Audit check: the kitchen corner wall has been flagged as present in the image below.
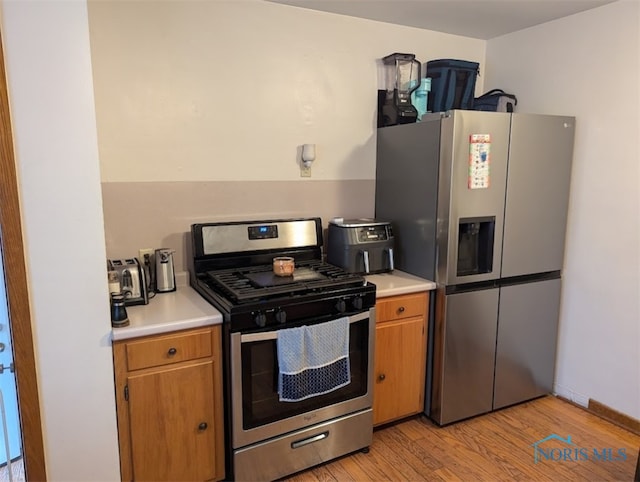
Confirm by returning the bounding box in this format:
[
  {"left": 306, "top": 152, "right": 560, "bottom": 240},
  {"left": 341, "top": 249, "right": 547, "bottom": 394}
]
[
  {"left": 89, "top": 0, "right": 485, "bottom": 271},
  {"left": 486, "top": 0, "right": 640, "bottom": 419},
  {"left": 1, "top": 1, "right": 121, "bottom": 479}
]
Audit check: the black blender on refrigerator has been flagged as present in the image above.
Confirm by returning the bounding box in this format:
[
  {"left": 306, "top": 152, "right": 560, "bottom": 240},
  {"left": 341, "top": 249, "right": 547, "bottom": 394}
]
[{"left": 379, "top": 53, "right": 421, "bottom": 127}]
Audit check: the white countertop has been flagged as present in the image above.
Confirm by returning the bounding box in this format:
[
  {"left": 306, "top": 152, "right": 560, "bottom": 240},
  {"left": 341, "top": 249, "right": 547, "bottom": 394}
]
[
  {"left": 110, "top": 270, "right": 434, "bottom": 341},
  {"left": 366, "top": 270, "right": 436, "bottom": 298},
  {"left": 111, "top": 284, "right": 222, "bottom": 341}
]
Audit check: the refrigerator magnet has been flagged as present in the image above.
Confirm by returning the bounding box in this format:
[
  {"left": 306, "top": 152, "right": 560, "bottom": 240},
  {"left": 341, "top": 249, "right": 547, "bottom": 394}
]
[{"left": 469, "top": 134, "right": 491, "bottom": 189}]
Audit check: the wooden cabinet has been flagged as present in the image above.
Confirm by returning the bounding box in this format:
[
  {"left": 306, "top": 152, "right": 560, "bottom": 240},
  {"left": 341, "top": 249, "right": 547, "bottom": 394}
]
[
  {"left": 373, "top": 291, "right": 429, "bottom": 426},
  {"left": 113, "top": 326, "right": 225, "bottom": 481}
]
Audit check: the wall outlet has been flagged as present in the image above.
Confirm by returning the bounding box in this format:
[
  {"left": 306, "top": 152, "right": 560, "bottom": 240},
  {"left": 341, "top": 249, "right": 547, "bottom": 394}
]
[
  {"left": 138, "top": 248, "right": 155, "bottom": 289},
  {"left": 138, "top": 248, "right": 154, "bottom": 267},
  {"left": 300, "top": 165, "right": 311, "bottom": 177}
]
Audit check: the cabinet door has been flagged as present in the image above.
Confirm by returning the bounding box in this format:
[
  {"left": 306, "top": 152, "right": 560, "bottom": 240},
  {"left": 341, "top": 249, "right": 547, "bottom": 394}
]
[
  {"left": 127, "top": 361, "right": 216, "bottom": 481},
  {"left": 373, "top": 316, "right": 425, "bottom": 425}
]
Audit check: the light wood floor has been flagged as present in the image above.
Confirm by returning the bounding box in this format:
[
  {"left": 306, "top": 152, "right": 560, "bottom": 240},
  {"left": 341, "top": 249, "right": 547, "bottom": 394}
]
[{"left": 285, "top": 396, "right": 640, "bottom": 481}]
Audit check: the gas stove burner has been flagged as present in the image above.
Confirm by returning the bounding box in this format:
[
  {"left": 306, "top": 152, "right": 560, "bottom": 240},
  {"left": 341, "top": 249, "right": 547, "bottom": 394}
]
[
  {"left": 190, "top": 217, "right": 376, "bottom": 325},
  {"left": 204, "top": 260, "right": 366, "bottom": 303},
  {"left": 245, "top": 267, "right": 324, "bottom": 288}
]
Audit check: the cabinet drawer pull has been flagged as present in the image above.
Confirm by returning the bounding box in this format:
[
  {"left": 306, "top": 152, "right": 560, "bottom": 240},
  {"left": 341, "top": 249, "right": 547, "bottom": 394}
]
[
  {"left": 167, "top": 347, "right": 177, "bottom": 356},
  {"left": 378, "top": 373, "right": 386, "bottom": 381},
  {"left": 198, "top": 422, "right": 208, "bottom": 431},
  {"left": 397, "top": 306, "right": 405, "bottom": 313}
]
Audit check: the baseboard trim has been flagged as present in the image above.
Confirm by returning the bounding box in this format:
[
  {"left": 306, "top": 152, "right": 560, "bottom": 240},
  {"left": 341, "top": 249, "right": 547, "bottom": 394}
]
[
  {"left": 588, "top": 399, "right": 640, "bottom": 436},
  {"left": 554, "top": 395, "right": 640, "bottom": 436}
]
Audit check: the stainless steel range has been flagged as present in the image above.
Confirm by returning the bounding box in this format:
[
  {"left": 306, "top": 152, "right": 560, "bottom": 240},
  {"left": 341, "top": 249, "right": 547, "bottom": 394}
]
[{"left": 190, "top": 218, "right": 376, "bottom": 481}]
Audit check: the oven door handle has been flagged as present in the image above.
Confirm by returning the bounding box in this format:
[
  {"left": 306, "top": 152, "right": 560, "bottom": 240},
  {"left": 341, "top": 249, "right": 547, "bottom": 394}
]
[{"left": 240, "top": 310, "right": 370, "bottom": 343}]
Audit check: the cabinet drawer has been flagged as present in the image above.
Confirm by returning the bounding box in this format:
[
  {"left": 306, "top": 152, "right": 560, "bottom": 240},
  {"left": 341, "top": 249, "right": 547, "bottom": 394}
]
[
  {"left": 125, "top": 329, "right": 213, "bottom": 371},
  {"left": 376, "top": 292, "right": 428, "bottom": 323}
]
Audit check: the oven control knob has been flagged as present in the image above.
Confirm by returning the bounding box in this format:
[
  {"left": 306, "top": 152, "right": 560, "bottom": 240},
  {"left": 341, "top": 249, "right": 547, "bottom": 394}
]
[
  {"left": 254, "top": 312, "right": 267, "bottom": 328},
  {"left": 335, "top": 299, "right": 346, "bottom": 313},
  {"left": 275, "top": 309, "right": 287, "bottom": 324},
  {"left": 352, "top": 296, "right": 363, "bottom": 311}
]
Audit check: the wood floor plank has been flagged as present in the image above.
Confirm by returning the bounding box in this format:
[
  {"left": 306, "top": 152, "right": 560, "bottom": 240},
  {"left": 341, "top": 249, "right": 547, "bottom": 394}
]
[
  {"left": 467, "top": 398, "right": 638, "bottom": 482},
  {"left": 375, "top": 423, "right": 443, "bottom": 473},
  {"left": 392, "top": 417, "right": 428, "bottom": 442},
  {"left": 326, "top": 454, "right": 371, "bottom": 482},
  {"left": 437, "top": 421, "right": 534, "bottom": 479},
  {"left": 311, "top": 465, "right": 337, "bottom": 482},
  {"left": 284, "top": 396, "right": 640, "bottom": 481},
  {"left": 368, "top": 429, "right": 427, "bottom": 480},
  {"left": 430, "top": 465, "right": 463, "bottom": 481},
  {"left": 344, "top": 441, "right": 403, "bottom": 481},
  {"left": 420, "top": 425, "right": 518, "bottom": 480},
  {"left": 382, "top": 421, "right": 442, "bottom": 473},
  {"left": 318, "top": 457, "right": 356, "bottom": 482}
]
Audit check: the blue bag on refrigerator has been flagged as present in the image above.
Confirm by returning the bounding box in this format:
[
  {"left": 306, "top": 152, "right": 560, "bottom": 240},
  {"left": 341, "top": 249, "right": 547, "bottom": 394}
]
[
  {"left": 473, "top": 89, "right": 518, "bottom": 112},
  {"left": 426, "top": 59, "right": 479, "bottom": 112}
]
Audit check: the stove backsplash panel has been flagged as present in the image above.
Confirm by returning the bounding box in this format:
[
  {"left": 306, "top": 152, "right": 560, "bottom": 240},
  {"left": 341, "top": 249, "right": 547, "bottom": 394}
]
[{"left": 101, "top": 179, "right": 375, "bottom": 274}]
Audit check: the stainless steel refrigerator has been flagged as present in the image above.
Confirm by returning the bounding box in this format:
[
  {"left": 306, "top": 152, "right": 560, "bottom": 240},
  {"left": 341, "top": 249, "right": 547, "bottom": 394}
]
[{"left": 375, "top": 110, "right": 575, "bottom": 425}]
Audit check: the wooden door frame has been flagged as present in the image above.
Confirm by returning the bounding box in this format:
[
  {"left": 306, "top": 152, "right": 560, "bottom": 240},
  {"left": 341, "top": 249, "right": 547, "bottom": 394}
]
[{"left": 0, "top": 29, "right": 47, "bottom": 481}]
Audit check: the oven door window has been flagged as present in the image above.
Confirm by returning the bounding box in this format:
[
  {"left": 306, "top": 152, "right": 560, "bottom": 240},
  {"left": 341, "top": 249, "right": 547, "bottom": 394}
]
[{"left": 241, "top": 318, "right": 369, "bottom": 430}]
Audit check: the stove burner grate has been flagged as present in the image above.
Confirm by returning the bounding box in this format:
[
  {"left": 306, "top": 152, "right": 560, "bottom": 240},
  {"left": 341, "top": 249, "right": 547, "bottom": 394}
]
[{"left": 204, "top": 260, "right": 364, "bottom": 303}]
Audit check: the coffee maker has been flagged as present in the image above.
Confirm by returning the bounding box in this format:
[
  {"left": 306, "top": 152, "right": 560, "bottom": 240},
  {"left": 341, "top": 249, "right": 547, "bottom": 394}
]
[{"left": 380, "top": 52, "right": 421, "bottom": 127}]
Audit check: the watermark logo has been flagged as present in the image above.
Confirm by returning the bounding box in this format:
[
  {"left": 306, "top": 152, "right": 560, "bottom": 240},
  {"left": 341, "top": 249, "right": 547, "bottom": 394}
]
[{"left": 532, "top": 434, "right": 627, "bottom": 464}]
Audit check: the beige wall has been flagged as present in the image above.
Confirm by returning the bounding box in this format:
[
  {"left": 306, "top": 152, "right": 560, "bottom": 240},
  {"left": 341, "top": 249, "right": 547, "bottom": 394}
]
[
  {"left": 89, "top": 0, "right": 485, "bottom": 183},
  {"left": 486, "top": 0, "right": 640, "bottom": 418},
  {"left": 89, "top": 0, "right": 486, "bottom": 264},
  {"left": 101, "top": 180, "right": 375, "bottom": 272}
]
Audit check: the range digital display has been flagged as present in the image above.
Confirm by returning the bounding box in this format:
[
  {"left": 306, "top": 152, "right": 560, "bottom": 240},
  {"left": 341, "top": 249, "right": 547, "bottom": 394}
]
[{"left": 248, "top": 225, "right": 279, "bottom": 240}]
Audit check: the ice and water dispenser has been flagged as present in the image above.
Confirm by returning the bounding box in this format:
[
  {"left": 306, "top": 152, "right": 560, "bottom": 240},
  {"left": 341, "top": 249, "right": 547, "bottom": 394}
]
[{"left": 456, "top": 216, "right": 495, "bottom": 276}]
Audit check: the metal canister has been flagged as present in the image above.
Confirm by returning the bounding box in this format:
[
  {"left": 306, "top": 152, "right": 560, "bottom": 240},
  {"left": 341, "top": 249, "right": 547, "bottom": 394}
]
[{"left": 110, "top": 293, "right": 129, "bottom": 328}]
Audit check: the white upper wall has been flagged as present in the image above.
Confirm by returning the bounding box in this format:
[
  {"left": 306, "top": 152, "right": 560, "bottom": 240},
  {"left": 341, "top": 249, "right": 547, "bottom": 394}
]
[
  {"left": 89, "top": 0, "right": 485, "bottom": 182},
  {"left": 0, "top": 0, "right": 120, "bottom": 479},
  {"left": 486, "top": 0, "right": 640, "bottom": 418}
]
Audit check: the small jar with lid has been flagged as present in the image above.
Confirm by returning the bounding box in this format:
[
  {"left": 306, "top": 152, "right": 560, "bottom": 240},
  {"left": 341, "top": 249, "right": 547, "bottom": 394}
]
[{"left": 110, "top": 293, "right": 129, "bottom": 328}]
